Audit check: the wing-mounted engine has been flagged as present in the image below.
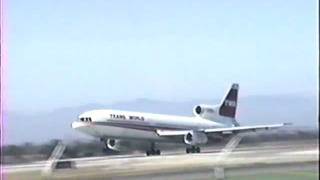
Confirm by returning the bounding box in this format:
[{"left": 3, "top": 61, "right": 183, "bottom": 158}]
[
  {"left": 106, "top": 139, "right": 129, "bottom": 152},
  {"left": 183, "top": 131, "right": 208, "bottom": 146},
  {"left": 193, "top": 104, "right": 218, "bottom": 119}
]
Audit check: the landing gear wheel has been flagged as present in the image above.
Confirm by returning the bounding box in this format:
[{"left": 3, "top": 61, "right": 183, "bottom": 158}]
[
  {"left": 145, "top": 149, "right": 161, "bottom": 156},
  {"left": 145, "top": 142, "right": 161, "bottom": 156},
  {"left": 186, "top": 146, "right": 201, "bottom": 154},
  {"left": 196, "top": 147, "right": 200, "bottom": 153}
]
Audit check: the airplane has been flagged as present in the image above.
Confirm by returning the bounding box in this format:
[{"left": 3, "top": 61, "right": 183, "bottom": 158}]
[{"left": 71, "top": 83, "right": 289, "bottom": 156}]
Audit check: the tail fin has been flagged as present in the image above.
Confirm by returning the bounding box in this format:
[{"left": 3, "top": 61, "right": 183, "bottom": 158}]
[{"left": 219, "top": 83, "right": 239, "bottom": 119}]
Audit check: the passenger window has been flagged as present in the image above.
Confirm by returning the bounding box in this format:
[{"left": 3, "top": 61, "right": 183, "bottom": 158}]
[{"left": 80, "top": 117, "right": 84, "bottom": 121}]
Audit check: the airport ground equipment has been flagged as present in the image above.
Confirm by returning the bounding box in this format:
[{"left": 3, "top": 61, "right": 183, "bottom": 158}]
[
  {"left": 42, "top": 141, "right": 75, "bottom": 176},
  {"left": 214, "top": 134, "right": 244, "bottom": 180}
]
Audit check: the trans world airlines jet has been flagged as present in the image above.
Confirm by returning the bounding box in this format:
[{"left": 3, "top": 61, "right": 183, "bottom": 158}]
[{"left": 72, "top": 84, "right": 289, "bottom": 156}]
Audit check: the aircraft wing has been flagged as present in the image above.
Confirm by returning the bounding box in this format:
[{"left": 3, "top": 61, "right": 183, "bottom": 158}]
[{"left": 156, "top": 123, "right": 290, "bottom": 136}]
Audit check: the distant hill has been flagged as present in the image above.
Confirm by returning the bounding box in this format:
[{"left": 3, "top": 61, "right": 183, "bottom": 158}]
[{"left": 4, "top": 95, "right": 318, "bottom": 145}]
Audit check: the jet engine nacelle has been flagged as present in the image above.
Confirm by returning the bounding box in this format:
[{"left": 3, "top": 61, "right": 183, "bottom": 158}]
[
  {"left": 106, "top": 139, "right": 128, "bottom": 151},
  {"left": 193, "top": 104, "right": 218, "bottom": 119},
  {"left": 184, "top": 131, "right": 208, "bottom": 146}
]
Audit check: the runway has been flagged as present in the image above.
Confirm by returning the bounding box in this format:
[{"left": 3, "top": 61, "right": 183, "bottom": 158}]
[{"left": 4, "top": 139, "right": 319, "bottom": 180}]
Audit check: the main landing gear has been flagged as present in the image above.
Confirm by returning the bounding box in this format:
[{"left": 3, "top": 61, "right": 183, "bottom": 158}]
[
  {"left": 146, "top": 142, "right": 161, "bottom": 156},
  {"left": 186, "top": 146, "right": 201, "bottom": 153}
]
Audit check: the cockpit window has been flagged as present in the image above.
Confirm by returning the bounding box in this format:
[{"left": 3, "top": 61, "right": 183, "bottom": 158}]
[
  {"left": 80, "top": 117, "right": 92, "bottom": 122},
  {"left": 79, "top": 116, "right": 93, "bottom": 122}
]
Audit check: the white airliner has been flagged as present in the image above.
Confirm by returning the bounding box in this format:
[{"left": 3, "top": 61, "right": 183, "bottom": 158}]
[{"left": 72, "top": 84, "right": 289, "bottom": 156}]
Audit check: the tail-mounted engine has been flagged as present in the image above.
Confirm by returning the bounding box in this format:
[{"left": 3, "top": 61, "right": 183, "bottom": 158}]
[{"left": 193, "top": 104, "right": 218, "bottom": 119}]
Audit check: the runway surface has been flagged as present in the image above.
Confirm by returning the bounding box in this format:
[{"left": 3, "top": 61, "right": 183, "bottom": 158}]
[{"left": 4, "top": 139, "right": 319, "bottom": 180}]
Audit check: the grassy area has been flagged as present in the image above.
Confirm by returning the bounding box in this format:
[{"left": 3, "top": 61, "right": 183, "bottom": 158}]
[
  {"left": 228, "top": 171, "right": 318, "bottom": 180},
  {"left": 7, "top": 171, "right": 42, "bottom": 180},
  {"left": 7, "top": 170, "right": 319, "bottom": 180}
]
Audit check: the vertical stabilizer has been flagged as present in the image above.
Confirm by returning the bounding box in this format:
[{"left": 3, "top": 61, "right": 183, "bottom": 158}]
[{"left": 219, "top": 83, "right": 239, "bottom": 119}]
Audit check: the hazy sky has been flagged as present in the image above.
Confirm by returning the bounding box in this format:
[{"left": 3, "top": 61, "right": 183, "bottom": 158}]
[{"left": 7, "top": 0, "right": 318, "bottom": 112}]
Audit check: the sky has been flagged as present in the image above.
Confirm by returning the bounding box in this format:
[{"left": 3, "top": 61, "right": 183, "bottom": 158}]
[{"left": 6, "top": 0, "right": 318, "bottom": 112}]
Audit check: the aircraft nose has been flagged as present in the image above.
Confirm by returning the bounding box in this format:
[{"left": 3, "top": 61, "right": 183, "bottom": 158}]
[
  {"left": 71, "top": 121, "right": 76, "bottom": 129},
  {"left": 71, "top": 121, "right": 98, "bottom": 137},
  {"left": 71, "top": 122, "right": 75, "bottom": 128},
  {"left": 71, "top": 121, "right": 85, "bottom": 129}
]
